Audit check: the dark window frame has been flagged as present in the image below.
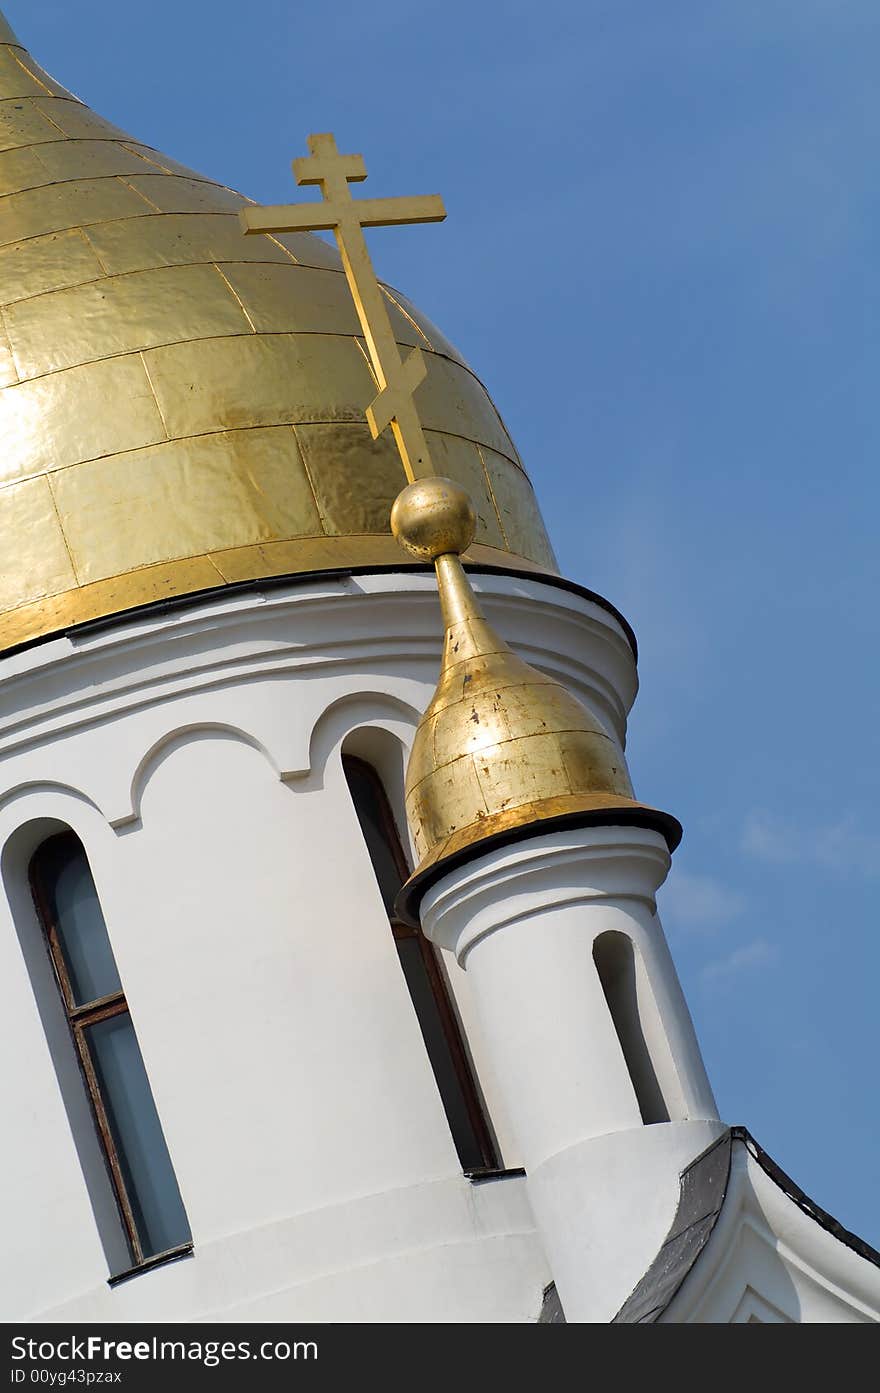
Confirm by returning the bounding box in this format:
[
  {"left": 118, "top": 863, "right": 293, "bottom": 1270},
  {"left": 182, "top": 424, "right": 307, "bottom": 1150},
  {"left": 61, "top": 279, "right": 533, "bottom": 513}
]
[
  {"left": 342, "top": 754, "right": 501, "bottom": 1175},
  {"left": 29, "top": 831, "right": 192, "bottom": 1271}
]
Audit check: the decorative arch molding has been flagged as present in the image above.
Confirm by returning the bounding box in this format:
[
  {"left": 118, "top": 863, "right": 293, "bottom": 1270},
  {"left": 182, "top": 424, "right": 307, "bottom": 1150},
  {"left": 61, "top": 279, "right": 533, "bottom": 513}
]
[
  {"left": 122, "top": 721, "right": 283, "bottom": 828},
  {"left": 0, "top": 792, "right": 122, "bottom": 959},
  {"left": 0, "top": 696, "right": 423, "bottom": 835},
  {"left": 0, "top": 785, "right": 110, "bottom": 878},
  {"left": 0, "top": 780, "right": 104, "bottom": 822},
  {"left": 293, "top": 691, "right": 422, "bottom": 792}
]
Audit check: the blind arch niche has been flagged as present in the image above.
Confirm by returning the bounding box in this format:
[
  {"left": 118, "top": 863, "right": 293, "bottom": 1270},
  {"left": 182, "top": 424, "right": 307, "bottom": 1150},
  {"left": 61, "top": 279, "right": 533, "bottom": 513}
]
[{"left": 593, "top": 930, "right": 686, "bottom": 1127}]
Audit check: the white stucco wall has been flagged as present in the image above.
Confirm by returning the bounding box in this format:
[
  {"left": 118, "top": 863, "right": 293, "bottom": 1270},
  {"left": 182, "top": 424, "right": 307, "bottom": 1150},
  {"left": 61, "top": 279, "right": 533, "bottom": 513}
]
[{"left": 0, "top": 570, "right": 636, "bottom": 1323}]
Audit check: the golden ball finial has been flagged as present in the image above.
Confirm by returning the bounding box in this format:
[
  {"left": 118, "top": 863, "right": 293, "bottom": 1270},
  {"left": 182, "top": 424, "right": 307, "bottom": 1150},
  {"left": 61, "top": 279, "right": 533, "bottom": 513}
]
[{"left": 391, "top": 477, "right": 476, "bottom": 562}]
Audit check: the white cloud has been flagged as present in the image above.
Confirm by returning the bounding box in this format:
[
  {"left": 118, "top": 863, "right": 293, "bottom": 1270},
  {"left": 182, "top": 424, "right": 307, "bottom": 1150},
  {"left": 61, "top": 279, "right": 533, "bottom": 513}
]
[
  {"left": 742, "top": 808, "right": 880, "bottom": 878},
  {"left": 741, "top": 810, "right": 800, "bottom": 864},
  {"left": 701, "top": 938, "right": 778, "bottom": 985},
  {"left": 814, "top": 819, "right": 880, "bottom": 877},
  {"left": 660, "top": 870, "right": 746, "bottom": 934}
]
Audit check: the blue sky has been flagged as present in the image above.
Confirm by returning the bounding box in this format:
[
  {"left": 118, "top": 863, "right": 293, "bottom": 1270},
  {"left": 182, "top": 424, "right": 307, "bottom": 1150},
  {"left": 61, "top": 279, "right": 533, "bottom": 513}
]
[{"left": 9, "top": 1, "right": 879, "bottom": 1245}]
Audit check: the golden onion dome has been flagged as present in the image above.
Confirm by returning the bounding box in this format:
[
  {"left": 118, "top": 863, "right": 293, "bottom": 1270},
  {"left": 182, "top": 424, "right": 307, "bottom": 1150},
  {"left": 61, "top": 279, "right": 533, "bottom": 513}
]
[
  {"left": 0, "top": 13, "right": 556, "bottom": 653},
  {"left": 389, "top": 479, "right": 681, "bottom": 916}
]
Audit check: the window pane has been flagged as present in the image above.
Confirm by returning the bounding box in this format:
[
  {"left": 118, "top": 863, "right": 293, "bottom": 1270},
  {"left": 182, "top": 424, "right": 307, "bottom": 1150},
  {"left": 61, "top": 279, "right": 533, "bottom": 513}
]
[
  {"left": 396, "top": 937, "right": 487, "bottom": 1172},
  {"left": 343, "top": 759, "right": 405, "bottom": 914},
  {"left": 85, "top": 1014, "right": 191, "bottom": 1259},
  {"left": 43, "top": 840, "right": 122, "bottom": 1006}
]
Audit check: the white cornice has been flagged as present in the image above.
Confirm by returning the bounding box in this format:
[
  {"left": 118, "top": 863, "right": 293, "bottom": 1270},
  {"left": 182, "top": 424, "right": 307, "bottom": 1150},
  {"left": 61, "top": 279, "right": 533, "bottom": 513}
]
[{"left": 0, "top": 573, "right": 637, "bottom": 760}]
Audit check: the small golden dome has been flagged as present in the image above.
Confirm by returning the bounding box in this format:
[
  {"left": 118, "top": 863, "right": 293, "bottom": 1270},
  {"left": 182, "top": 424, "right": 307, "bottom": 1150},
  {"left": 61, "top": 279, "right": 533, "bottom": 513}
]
[
  {"left": 0, "top": 16, "right": 556, "bottom": 653},
  {"left": 393, "top": 484, "right": 681, "bottom": 919}
]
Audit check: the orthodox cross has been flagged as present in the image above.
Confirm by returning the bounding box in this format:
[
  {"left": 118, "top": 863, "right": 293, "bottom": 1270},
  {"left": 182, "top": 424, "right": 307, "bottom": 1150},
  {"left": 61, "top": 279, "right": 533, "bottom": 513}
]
[{"left": 240, "top": 132, "right": 446, "bottom": 482}]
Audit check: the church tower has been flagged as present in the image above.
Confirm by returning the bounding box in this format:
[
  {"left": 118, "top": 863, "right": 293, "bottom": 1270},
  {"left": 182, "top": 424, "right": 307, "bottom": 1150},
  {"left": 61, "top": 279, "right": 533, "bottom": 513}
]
[{"left": 0, "top": 12, "right": 877, "bottom": 1323}]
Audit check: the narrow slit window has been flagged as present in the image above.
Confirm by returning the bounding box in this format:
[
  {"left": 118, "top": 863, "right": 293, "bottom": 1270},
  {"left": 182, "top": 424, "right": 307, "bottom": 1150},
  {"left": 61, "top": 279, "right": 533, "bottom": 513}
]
[
  {"left": 342, "top": 754, "right": 500, "bottom": 1174},
  {"left": 593, "top": 930, "right": 670, "bottom": 1126},
  {"left": 29, "top": 832, "right": 191, "bottom": 1269}
]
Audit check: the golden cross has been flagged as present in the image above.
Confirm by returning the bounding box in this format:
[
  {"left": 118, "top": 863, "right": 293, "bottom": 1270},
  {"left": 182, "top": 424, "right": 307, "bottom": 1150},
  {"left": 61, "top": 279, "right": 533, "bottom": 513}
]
[{"left": 240, "top": 133, "right": 446, "bottom": 482}]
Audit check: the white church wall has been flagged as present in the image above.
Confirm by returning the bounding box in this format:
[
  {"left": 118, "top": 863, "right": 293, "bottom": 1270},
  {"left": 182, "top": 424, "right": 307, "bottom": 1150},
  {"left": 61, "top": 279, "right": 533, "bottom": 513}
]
[{"left": 0, "top": 571, "right": 630, "bottom": 1322}]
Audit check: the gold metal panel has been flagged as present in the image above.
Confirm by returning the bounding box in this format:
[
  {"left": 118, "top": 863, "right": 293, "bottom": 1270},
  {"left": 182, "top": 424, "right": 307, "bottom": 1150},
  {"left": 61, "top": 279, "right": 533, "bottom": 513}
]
[
  {"left": 294, "top": 422, "right": 406, "bottom": 534},
  {"left": 143, "top": 333, "right": 376, "bottom": 438},
  {"left": 217, "top": 263, "right": 360, "bottom": 336},
  {"left": 0, "top": 356, "right": 167, "bottom": 488},
  {"left": 409, "top": 756, "right": 488, "bottom": 851},
  {"left": 470, "top": 731, "right": 574, "bottom": 809},
  {"left": 428, "top": 673, "right": 588, "bottom": 771},
  {"left": 558, "top": 728, "right": 634, "bottom": 799},
  {"left": 119, "top": 144, "right": 209, "bottom": 182},
  {"left": 0, "top": 45, "right": 53, "bottom": 98},
  {"left": 480, "top": 448, "right": 557, "bottom": 569},
  {"left": 11, "top": 51, "right": 78, "bottom": 101},
  {"left": 208, "top": 533, "right": 397, "bottom": 583},
  {"left": 0, "top": 176, "right": 152, "bottom": 249},
  {"left": 0, "top": 475, "right": 77, "bottom": 609},
  {"left": 0, "top": 323, "right": 17, "bottom": 385},
  {"left": 123, "top": 174, "right": 247, "bottom": 215},
  {"left": 0, "top": 98, "right": 61, "bottom": 152},
  {"left": 382, "top": 285, "right": 468, "bottom": 367},
  {"left": 30, "top": 98, "right": 134, "bottom": 143},
  {"left": 416, "top": 353, "right": 517, "bottom": 458},
  {"left": 32, "top": 139, "right": 162, "bottom": 184},
  {"left": 0, "top": 19, "right": 20, "bottom": 43},
  {"left": 222, "top": 261, "right": 430, "bottom": 345},
  {"left": 0, "top": 538, "right": 549, "bottom": 654},
  {"left": 84, "top": 212, "right": 295, "bottom": 276},
  {"left": 51, "top": 427, "right": 323, "bottom": 585},
  {"left": 217, "top": 262, "right": 432, "bottom": 349},
  {"left": 271, "top": 230, "right": 342, "bottom": 270},
  {"left": 206, "top": 534, "right": 538, "bottom": 584},
  {"left": 5, "top": 263, "right": 252, "bottom": 379},
  {"left": 422, "top": 430, "right": 505, "bottom": 548},
  {"left": 0, "top": 557, "right": 223, "bottom": 651},
  {"left": 0, "top": 227, "right": 105, "bottom": 303},
  {"left": 0, "top": 144, "right": 50, "bottom": 196}
]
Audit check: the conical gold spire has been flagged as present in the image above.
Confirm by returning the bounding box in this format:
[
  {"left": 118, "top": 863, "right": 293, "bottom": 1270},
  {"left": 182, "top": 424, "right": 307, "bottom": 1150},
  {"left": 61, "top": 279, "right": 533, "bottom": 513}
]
[
  {"left": 391, "top": 479, "right": 680, "bottom": 917},
  {"left": 0, "top": 12, "right": 19, "bottom": 45}
]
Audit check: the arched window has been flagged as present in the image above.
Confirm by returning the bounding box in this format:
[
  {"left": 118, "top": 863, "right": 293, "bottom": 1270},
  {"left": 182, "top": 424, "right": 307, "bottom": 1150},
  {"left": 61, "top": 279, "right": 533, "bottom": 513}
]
[
  {"left": 29, "top": 832, "right": 191, "bottom": 1271},
  {"left": 593, "top": 931, "right": 670, "bottom": 1126},
  {"left": 342, "top": 754, "right": 500, "bottom": 1174}
]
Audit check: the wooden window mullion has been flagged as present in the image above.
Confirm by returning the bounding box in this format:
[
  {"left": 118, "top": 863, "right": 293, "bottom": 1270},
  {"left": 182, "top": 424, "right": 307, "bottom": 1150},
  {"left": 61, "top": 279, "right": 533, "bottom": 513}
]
[{"left": 72, "top": 1019, "right": 145, "bottom": 1265}]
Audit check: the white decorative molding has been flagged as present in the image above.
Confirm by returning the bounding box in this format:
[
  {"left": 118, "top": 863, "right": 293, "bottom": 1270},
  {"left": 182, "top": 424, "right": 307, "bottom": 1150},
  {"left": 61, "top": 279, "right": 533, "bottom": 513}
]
[
  {"left": 422, "top": 825, "right": 672, "bottom": 964},
  {"left": 0, "top": 573, "right": 637, "bottom": 830}
]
